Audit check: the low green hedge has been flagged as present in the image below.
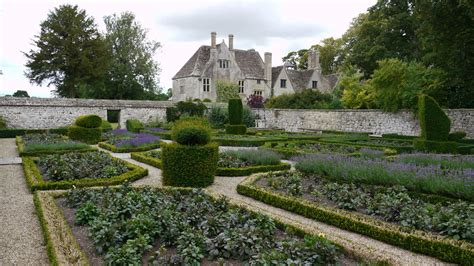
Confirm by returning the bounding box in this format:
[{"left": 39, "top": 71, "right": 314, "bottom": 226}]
[
  {"left": 317, "top": 139, "right": 413, "bottom": 153},
  {"left": 216, "top": 163, "right": 291, "bottom": 176},
  {"left": 141, "top": 129, "right": 172, "bottom": 140},
  {"left": 413, "top": 139, "right": 458, "bottom": 153},
  {"left": 161, "top": 142, "right": 218, "bottom": 187},
  {"left": 132, "top": 151, "right": 290, "bottom": 177},
  {"left": 75, "top": 115, "right": 102, "bottom": 128},
  {"left": 0, "top": 128, "right": 68, "bottom": 138},
  {"left": 22, "top": 156, "right": 148, "bottom": 191},
  {"left": 225, "top": 124, "right": 247, "bottom": 135},
  {"left": 381, "top": 133, "right": 417, "bottom": 140},
  {"left": 98, "top": 141, "right": 162, "bottom": 153},
  {"left": 101, "top": 120, "right": 112, "bottom": 132},
  {"left": 237, "top": 175, "right": 474, "bottom": 265},
  {"left": 213, "top": 136, "right": 286, "bottom": 147},
  {"left": 68, "top": 126, "right": 102, "bottom": 144},
  {"left": 126, "top": 119, "right": 144, "bottom": 133},
  {"left": 16, "top": 136, "right": 96, "bottom": 156},
  {"left": 457, "top": 145, "right": 474, "bottom": 155},
  {"left": 131, "top": 152, "right": 162, "bottom": 168}
]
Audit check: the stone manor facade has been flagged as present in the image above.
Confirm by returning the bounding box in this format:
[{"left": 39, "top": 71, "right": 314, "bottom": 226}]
[{"left": 172, "top": 32, "right": 338, "bottom": 101}]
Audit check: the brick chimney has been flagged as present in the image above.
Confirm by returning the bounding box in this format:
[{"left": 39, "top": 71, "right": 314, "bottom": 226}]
[
  {"left": 264, "top": 52, "right": 272, "bottom": 82},
  {"left": 228, "top": 34, "right": 234, "bottom": 50},
  {"left": 211, "top": 32, "right": 216, "bottom": 49}
]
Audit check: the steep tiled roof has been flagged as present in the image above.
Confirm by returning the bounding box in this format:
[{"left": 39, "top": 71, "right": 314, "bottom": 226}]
[
  {"left": 233, "top": 49, "right": 265, "bottom": 79},
  {"left": 271, "top": 66, "right": 283, "bottom": 88},
  {"left": 287, "top": 69, "right": 314, "bottom": 92},
  {"left": 173, "top": 45, "right": 211, "bottom": 79},
  {"left": 325, "top": 73, "right": 339, "bottom": 89}
]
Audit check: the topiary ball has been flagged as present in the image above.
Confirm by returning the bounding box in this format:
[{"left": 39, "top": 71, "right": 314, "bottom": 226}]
[
  {"left": 174, "top": 126, "right": 210, "bottom": 145},
  {"left": 75, "top": 115, "right": 102, "bottom": 128}
]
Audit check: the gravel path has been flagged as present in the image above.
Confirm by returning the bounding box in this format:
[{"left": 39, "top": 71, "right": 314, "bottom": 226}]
[
  {"left": 0, "top": 164, "right": 49, "bottom": 265},
  {"left": 102, "top": 147, "right": 450, "bottom": 265}
]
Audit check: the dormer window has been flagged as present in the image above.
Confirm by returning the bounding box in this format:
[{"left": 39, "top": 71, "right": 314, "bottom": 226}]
[
  {"left": 312, "top": 81, "right": 318, "bottom": 89},
  {"left": 219, "top": 59, "right": 230, "bottom": 69}
]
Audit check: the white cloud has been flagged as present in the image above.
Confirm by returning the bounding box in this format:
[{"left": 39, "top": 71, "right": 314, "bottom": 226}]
[{"left": 0, "top": 0, "right": 376, "bottom": 97}]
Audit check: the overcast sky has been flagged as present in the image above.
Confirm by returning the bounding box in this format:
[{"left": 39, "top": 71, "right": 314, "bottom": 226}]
[{"left": 0, "top": 0, "right": 376, "bottom": 98}]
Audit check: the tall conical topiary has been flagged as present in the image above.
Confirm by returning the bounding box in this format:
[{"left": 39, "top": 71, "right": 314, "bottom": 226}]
[
  {"left": 414, "top": 94, "right": 456, "bottom": 153},
  {"left": 226, "top": 98, "right": 247, "bottom": 134}
]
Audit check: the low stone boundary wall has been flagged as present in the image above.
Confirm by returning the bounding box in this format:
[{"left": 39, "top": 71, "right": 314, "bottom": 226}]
[{"left": 0, "top": 97, "right": 472, "bottom": 138}]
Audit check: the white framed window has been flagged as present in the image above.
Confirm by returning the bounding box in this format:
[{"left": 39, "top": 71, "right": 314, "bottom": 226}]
[
  {"left": 238, "top": 80, "right": 245, "bottom": 93},
  {"left": 202, "top": 78, "right": 210, "bottom": 92},
  {"left": 253, "top": 90, "right": 263, "bottom": 96},
  {"left": 218, "top": 59, "right": 230, "bottom": 69}
]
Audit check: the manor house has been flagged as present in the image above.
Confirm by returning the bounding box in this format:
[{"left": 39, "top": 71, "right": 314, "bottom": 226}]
[{"left": 172, "top": 32, "right": 338, "bottom": 101}]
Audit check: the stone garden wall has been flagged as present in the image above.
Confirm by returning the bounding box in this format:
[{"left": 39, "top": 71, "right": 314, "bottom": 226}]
[{"left": 0, "top": 97, "right": 472, "bottom": 138}]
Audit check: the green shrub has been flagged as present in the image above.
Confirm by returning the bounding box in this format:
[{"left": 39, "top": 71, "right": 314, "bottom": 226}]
[
  {"left": 449, "top": 131, "right": 467, "bottom": 141},
  {"left": 202, "top": 98, "right": 212, "bottom": 102},
  {"left": 216, "top": 81, "right": 239, "bottom": 102},
  {"left": 171, "top": 117, "right": 211, "bottom": 145},
  {"left": 413, "top": 139, "right": 458, "bottom": 154},
  {"left": 228, "top": 99, "right": 243, "bottom": 125},
  {"left": 418, "top": 94, "right": 451, "bottom": 141},
  {"left": 161, "top": 142, "right": 218, "bottom": 187},
  {"left": 266, "top": 89, "right": 334, "bottom": 109},
  {"left": 126, "top": 119, "right": 143, "bottom": 133},
  {"left": 49, "top": 127, "right": 69, "bottom": 135},
  {"left": 225, "top": 124, "right": 247, "bottom": 135},
  {"left": 176, "top": 101, "right": 207, "bottom": 117},
  {"left": 208, "top": 107, "right": 228, "bottom": 128},
  {"left": 68, "top": 126, "right": 102, "bottom": 144},
  {"left": 101, "top": 120, "right": 112, "bottom": 132},
  {"left": 0, "top": 116, "right": 6, "bottom": 128},
  {"left": 166, "top": 106, "right": 180, "bottom": 122},
  {"left": 243, "top": 106, "right": 256, "bottom": 127},
  {"left": 75, "top": 115, "right": 102, "bottom": 128}
]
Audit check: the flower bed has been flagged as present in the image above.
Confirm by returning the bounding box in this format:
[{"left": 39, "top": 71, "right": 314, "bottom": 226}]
[
  {"left": 17, "top": 134, "right": 95, "bottom": 156},
  {"left": 141, "top": 127, "right": 172, "bottom": 140},
  {"left": 36, "top": 186, "right": 359, "bottom": 265},
  {"left": 132, "top": 149, "right": 291, "bottom": 176},
  {"left": 22, "top": 151, "right": 147, "bottom": 191},
  {"left": 99, "top": 129, "right": 162, "bottom": 152},
  {"left": 237, "top": 171, "right": 474, "bottom": 265},
  {"left": 294, "top": 153, "right": 474, "bottom": 201}
]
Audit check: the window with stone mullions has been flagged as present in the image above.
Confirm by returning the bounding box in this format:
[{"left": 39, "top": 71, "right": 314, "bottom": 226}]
[
  {"left": 203, "top": 78, "right": 210, "bottom": 92},
  {"left": 238, "top": 80, "right": 244, "bottom": 93},
  {"left": 219, "top": 59, "right": 229, "bottom": 69}
]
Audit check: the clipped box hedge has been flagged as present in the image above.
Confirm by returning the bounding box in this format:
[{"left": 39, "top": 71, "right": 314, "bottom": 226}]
[
  {"left": 161, "top": 142, "right": 218, "bottom": 187},
  {"left": 225, "top": 124, "right": 247, "bottom": 135},
  {"left": 141, "top": 129, "right": 172, "bottom": 140},
  {"left": 126, "top": 119, "right": 144, "bottom": 133},
  {"left": 22, "top": 155, "right": 148, "bottom": 191},
  {"left": 16, "top": 136, "right": 97, "bottom": 157},
  {"left": 98, "top": 141, "right": 162, "bottom": 153},
  {"left": 0, "top": 128, "right": 69, "bottom": 138},
  {"left": 68, "top": 125, "right": 102, "bottom": 144},
  {"left": 131, "top": 151, "right": 291, "bottom": 176},
  {"left": 413, "top": 139, "right": 458, "bottom": 154},
  {"left": 237, "top": 175, "right": 474, "bottom": 265},
  {"left": 75, "top": 115, "right": 102, "bottom": 128}
]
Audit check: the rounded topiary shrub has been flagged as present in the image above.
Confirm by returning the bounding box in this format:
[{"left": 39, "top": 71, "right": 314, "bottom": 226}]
[
  {"left": 101, "top": 120, "right": 113, "bottom": 132},
  {"left": 75, "top": 115, "right": 102, "bottom": 128},
  {"left": 126, "top": 119, "right": 144, "bottom": 133},
  {"left": 171, "top": 117, "right": 211, "bottom": 145},
  {"left": 225, "top": 124, "right": 247, "bottom": 135},
  {"left": 68, "top": 125, "right": 102, "bottom": 144},
  {"left": 161, "top": 142, "right": 218, "bottom": 187}
]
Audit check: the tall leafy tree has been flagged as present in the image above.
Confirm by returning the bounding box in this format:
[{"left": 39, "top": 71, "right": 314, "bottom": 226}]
[
  {"left": 12, "top": 90, "right": 30, "bottom": 97},
  {"left": 24, "top": 5, "right": 108, "bottom": 98},
  {"left": 101, "top": 12, "right": 161, "bottom": 100}
]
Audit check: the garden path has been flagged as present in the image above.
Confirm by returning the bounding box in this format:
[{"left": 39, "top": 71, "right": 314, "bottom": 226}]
[
  {"left": 0, "top": 139, "right": 48, "bottom": 265},
  {"left": 99, "top": 147, "right": 450, "bottom": 266}
]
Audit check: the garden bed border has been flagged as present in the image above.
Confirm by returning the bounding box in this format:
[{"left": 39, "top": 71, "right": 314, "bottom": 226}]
[
  {"left": 98, "top": 141, "right": 162, "bottom": 153},
  {"left": 236, "top": 174, "right": 474, "bottom": 265},
  {"left": 17, "top": 136, "right": 97, "bottom": 156}
]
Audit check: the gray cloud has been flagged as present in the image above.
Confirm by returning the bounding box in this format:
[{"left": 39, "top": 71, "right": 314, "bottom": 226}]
[{"left": 159, "top": 1, "right": 324, "bottom": 45}]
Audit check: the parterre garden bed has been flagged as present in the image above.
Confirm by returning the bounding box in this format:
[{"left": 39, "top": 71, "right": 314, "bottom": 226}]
[
  {"left": 22, "top": 151, "right": 147, "bottom": 191},
  {"left": 99, "top": 129, "right": 162, "bottom": 152},
  {"left": 237, "top": 152, "right": 474, "bottom": 264},
  {"left": 132, "top": 149, "right": 291, "bottom": 176},
  {"left": 36, "top": 186, "right": 361, "bottom": 265},
  {"left": 17, "top": 133, "right": 96, "bottom": 156}
]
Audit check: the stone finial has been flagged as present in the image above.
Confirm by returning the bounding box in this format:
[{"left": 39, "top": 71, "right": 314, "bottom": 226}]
[
  {"left": 229, "top": 34, "right": 234, "bottom": 50},
  {"left": 211, "top": 32, "right": 216, "bottom": 49}
]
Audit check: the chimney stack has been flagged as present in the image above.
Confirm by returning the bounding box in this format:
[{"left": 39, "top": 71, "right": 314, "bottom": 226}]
[
  {"left": 308, "top": 49, "right": 321, "bottom": 71},
  {"left": 228, "top": 34, "right": 234, "bottom": 50},
  {"left": 211, "top": 32, "right": 216, "bottom": 49},
  {"left": 264, "top": 52, "right": 272, "bottom": 82}
]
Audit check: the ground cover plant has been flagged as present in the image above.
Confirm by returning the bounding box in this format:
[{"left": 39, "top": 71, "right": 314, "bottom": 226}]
[
  {"left": 294, "top": 153, "right": 474, "bottom": 201},
  {"left": 22, "top": 151, "right": 147, "bottom": 191},
  {"left": 58, "top": 185, "right": 351, "bottom": 265},
  {"left": 141, "top": 127, "right": 172, "bottom": 139},
  {"left": 17, "top": 133, "right": 95, "bottom": 156},
  {"left": 99, "top": 129, "right": 161, "bottom": 152}
]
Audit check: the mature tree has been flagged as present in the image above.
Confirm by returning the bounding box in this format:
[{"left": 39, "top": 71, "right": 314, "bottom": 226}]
[
  {"left": 415, "top": 0, "right": 474, "bottom": 108},
  {"left": 24, "top": 5, "right": 108, "bottom": 98},
  {"left": 12, "top": 90, "right": 30, "bottom": 97},
  {"left": 282, "top": 49, "right": 308, "bottom": 70},
  {"left": 339, "top": 66, "right": 377, "bottom": 109},
  {"left": 342, "top": 0, "right": 418, "bottom": 78},
  {"left": 99, "top": 12, "right": 161, "bottom": 100}
]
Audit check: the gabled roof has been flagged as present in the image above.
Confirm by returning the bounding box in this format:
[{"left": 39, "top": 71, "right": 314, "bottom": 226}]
[
  {"left": 271, "top": 66, "right": 315, "bottom": 92},
  {"left": 325, "top": 73, "right": 339, "bottom": 89},
  {"left": 173, "top": 45, "right": 265, "bottom": 80},
  {"left": 271, "top": 66, "right": 283, "bottom": 88}
]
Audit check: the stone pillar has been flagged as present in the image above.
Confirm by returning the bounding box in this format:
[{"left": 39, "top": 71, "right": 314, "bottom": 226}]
[
  {"left": 211, "top": 32, "right": 216, "bottom": 48},
  {"left": 228, "top": 34, "right": 234, "bottom": 50},
  {"left": 264, "top": 52, "right": 272, "bottom": 82}
]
